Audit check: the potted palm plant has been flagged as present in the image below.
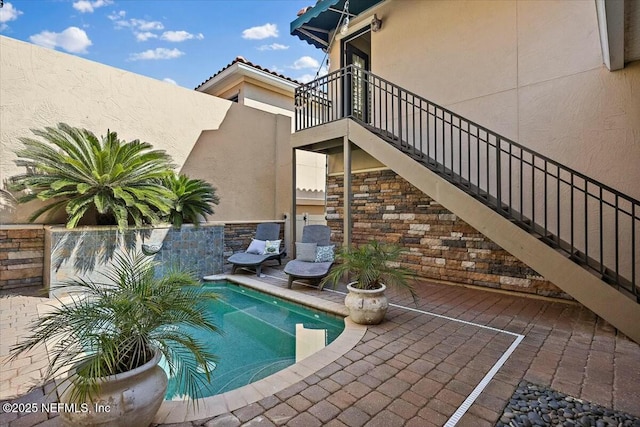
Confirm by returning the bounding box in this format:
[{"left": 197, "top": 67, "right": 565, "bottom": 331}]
[
  {"left": 10, "top": 250, "right": 219, "bottom": 427},
  {"left": 321, "top": 240, "right": 417, "bottom": 325}
]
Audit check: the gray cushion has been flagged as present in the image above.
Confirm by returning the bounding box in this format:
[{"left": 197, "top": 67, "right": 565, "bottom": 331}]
[
  {"left": 296, "top": 242, "right": 317, "bottom": 262},
  {"left": 246, "top": 239, "right": 266, "bottom": 254},
  {"left": 284, "top": 260, "right": 333, "bottom": 278}
]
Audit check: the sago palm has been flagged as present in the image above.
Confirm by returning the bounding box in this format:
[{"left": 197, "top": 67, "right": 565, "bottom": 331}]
[
  {"left": 162, "top": 173, "right": 220, "bottom": 227},
  {"left": 10, "top": 251, "right": 219, "bottom": 403},
  {"left": 10, "top": 123, "right": 175, "bottom": 228}
]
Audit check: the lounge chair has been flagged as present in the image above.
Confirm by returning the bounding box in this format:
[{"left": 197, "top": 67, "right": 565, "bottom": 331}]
[
  {"left": 228, "top": 223, "right": 286, "bottom": 276},
  {"left": 284, "top": 225, "right": 334, "bottom": 290}
]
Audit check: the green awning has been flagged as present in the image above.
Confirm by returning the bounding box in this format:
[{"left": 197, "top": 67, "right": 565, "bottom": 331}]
[{"left": 291, "top": 0, "right": 384, "bottom": 49}]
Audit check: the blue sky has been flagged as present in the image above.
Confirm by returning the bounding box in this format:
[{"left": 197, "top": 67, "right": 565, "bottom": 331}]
[{"left": 0, "top": 0, "right": 326, "bottom": 88}]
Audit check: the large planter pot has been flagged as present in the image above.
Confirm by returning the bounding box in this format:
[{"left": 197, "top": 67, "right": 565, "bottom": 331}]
[
  {"left": 60, "top": 351, "right": 168, "bottom": 427},
  {"left": 345, "top": 282, "right": 389, "bottom": 325}
]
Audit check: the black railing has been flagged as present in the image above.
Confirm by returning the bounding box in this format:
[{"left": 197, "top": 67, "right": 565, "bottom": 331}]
[{"left": 295, "top": 65, "right": 640, "bottom": 301}]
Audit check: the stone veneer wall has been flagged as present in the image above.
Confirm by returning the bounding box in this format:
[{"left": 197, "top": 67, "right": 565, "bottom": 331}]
[
  {"left": 46, "top": 224, "right": 224, "bottom": 296},
  {"left": 0, "top": 225, "right": 45, "bottom": 295},
  {"left": 223, "top": 221, "right": 286, "bottom": 259},
  {"left": 327, "top": 169, "right": 569, "bottom": 299}
]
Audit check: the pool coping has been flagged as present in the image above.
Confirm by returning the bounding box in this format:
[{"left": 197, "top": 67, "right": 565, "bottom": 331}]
[{"left": 153, "top": 275, "right": 365, "bottom": 424}]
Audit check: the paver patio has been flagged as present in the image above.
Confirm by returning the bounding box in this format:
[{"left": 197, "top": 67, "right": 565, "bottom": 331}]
[{"left": 1, "top": 262, "right": 638, "bottom": 426}]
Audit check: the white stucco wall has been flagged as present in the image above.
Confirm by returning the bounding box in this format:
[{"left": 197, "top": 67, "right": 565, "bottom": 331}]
[{"left": 0, "top": 36, "right": 291, "bottom": 224}]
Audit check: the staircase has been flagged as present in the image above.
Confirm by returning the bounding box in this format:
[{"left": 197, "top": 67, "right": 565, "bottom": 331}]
[{"left": 293, "top": 66, "right": 640, "bottom": 343}]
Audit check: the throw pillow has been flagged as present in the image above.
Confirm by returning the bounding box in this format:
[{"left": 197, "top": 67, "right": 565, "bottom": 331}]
[
  {"left": 296, "top": 242, "right": 317, "bottom": 262},
  {"left": 246, "top": 239, "right": 266, "bottom": 255},
  {"left": 315, "top": 245, "right": 335, "bottom": 263},
  {"left": 264, "top": 239, "right": 282, "bottom": 254}
]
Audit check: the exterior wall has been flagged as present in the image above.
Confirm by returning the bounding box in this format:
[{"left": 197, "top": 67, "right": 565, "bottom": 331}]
[
  {"left": 329, "top": 0, "right": 640, "bottom": 201},
  {"left": 0, "top": 36, "right": 291, "bottom": 224},
  {"left": 243, "top": 81, "right": 296, "bottom": 120},
  {"left": 0, "top": 225, "right": 45, "bottom": 295},
  {"left": 198, "top": 70, "right": 327, "bottom": 212},
  {"left": 45, "top": 224, "right": 224, "bottom": 296},
  {"left": 327, "top": 169, "right": 569, "bottom": 299}
]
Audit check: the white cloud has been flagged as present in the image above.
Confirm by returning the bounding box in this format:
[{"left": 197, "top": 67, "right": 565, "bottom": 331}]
[
  {"left": 72, "top": 0, "right": 113, "bottom": 13},
  {"left": 129, "top": 47, "right": 184, "bottom": 61},
  {"left": 108, "top": 10, "right": 126, "bottom": 21},
  {"left": 111, "top": 16, "right": 164, "bottom": 32},
  {"left": 29, "top": 27, "right": 92, "bottom": 54},
  {"left": 163, "top": 78, "right": 177, "bottom": 85},
  {"left": 131, "top": 19, "right": 164, "bottom": 31},
  {"left": 161, "top": 30, "right": 204, "bottom": 42},
  {"left": 242, "top": 23, "right": 278, "bottom": 40},
  {"left": 135, "top": 32, "right": 157, "bottom": 42},
  {"left": 257, "top": 43, "right": 289, "bottom": 51},
  {"left": 0, "top": 2, "right": 23, "bottom": 31},
  {"left": 291, "top": 56, "right": 320, "bottom": 70},
  {"left": 297, "top": 74, "right": 316, "bottom": 84}
]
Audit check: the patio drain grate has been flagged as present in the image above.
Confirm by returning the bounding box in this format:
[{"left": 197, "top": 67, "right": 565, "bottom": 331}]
[{"left": 495, "top": 380, "right": 640, "bottom": 427}]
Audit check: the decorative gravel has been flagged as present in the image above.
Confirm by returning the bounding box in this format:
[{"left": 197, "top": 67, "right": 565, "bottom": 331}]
[{"left": 495, "top": 381, "right": 640, "bottom": 427}]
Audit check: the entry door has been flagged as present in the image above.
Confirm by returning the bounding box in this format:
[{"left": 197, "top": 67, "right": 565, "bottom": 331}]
[{"left": 345, "top": 44, "right": 369, "bottom": 122}]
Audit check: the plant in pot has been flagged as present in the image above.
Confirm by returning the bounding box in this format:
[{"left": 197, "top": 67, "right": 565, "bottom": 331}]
[
  {"left": 321, "top": 240, "right": 418, "bottom": 325},
  {"left": 10, "top": 250, "right": 219, "bottom": 427}
]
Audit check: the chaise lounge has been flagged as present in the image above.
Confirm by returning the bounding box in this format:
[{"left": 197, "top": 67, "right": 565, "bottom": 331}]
[
  {"left": 227, "top": 223, "right": 286, "bottom": 276},
  {"left": 284, "top": 225, "right": 334, "bottom": 290}
]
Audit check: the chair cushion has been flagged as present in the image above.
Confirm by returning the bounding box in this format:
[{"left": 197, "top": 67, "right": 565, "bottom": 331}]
[
  {"left": 315, "top": 245, "right": 335, "bottom": 262},
  {"left": 264, "top": 240, "right": 281, "bottom": 255},
  {"left": 284, "top": 259, "right": 333, "bottom": 278},
  {"left": 246, "top": 239, "right": 266, "bottom": 254},
  {"left": 296, "top": 242, "right": 317, "bottom": 262}
]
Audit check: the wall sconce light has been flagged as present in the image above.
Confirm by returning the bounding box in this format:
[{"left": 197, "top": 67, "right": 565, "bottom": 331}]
[
  {"left": 340, "top": 0, "right": 350, "bottom": 35},
  {"left": 340, "top": 16, "right": 350, "bottom": 35},
  {"left": 371, "top": 14, "right": 382, "bottom": 32}
]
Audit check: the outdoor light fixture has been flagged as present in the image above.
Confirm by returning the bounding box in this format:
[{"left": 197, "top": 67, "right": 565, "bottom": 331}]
[
  {"left": 340, "top": 16, "right": 350, "bottom": 35},
  {"left": 371, "top": 14, "right": 382, "bottom": 32},
  {"left": 340, "top": 0, "right": 350, "bottom": 35}
]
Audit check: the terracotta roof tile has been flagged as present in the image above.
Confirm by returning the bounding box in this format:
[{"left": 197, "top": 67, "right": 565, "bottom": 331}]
[{"left": 194, "top": 56, "right": 302, "bottom": 90}]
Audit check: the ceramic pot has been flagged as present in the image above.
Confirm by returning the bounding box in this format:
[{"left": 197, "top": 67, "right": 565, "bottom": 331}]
[
  {"left": 60, "top": 351, "right": 167, "bottom": 427},
  {"left": 345, "top": 282, "right": 388, "bottom": 325}
]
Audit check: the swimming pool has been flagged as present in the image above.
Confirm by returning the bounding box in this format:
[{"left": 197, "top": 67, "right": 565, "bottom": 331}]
[{"left": 163, "top": 281, "right": 345, "bottom": 399}]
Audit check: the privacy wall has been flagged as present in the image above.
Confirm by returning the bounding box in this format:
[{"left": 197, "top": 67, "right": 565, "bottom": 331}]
[{"left": 0, "top": 36, "right": 292, "bottom": 225}]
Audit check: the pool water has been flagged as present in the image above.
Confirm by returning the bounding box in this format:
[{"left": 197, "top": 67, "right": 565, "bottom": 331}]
[{"left": 163, "top": 281, "right": 345, "bottom": 399}]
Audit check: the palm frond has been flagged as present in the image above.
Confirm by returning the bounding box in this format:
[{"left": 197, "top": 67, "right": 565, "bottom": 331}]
[
  {"left": 321, "top": 240, "right": 418, "bottom": 303},
  {"left": 10, "top": 250, "right": 219, "bottom": 405},
  {"left": 10, "top": 123, "right": 176, "bottom": 228}
]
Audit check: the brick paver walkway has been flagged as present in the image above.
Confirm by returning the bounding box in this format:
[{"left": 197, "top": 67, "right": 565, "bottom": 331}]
[{"left": 1, "top": 264, "right": 639, "bottom": 427}]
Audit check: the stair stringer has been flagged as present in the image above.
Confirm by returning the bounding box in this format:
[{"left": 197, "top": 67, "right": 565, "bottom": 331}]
[{"left": 346, "top": 119, "right": 640, "bottom": 343}]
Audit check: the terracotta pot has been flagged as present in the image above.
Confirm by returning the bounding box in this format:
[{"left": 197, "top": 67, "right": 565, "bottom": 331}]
[
  {"left": 60, "top": 351, "right": 167, "bottom": 427},
  {"left": 345, "top": 282, "right": 388, "bottom": 325}
]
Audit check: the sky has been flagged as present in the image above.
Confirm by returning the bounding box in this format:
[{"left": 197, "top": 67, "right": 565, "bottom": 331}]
[{"left": 0, "top": 0, "right": 327, "bottom": 88}]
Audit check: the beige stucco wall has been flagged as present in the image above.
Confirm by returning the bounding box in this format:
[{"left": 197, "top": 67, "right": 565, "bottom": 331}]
[
  {"left": 199, "top": 72, "right": 328, "bottom": 200},
  {"left": 330, "top": 0, "right": 640, "bottom": 201},
  {"left": 0, "top": 36, "right": 291, "bottom": 224}
]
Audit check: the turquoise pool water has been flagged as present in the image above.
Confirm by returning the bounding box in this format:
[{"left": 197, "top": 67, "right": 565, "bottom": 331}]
[{"left": 163, "top": 281, "right": 344, "bottom": 399}]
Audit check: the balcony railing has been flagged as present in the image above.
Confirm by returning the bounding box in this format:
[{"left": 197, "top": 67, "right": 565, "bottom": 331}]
[{"left": 295, "top": 65, "right": 640, "bottom": 301}]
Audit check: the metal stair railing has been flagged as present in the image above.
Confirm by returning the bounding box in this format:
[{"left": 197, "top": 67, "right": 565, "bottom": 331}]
[{"left": 294, "top": 65, "right": 640, "bottom": 302}]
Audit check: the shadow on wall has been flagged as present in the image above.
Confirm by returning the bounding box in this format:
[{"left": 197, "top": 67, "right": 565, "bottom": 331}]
[
  {"left": 46, "top": 225, "right": 224, "bottom": 297},
  {"left": 179, "top": 103, "right": 291, "bottom": 222},
  {"left": 50, "top": 228, "right": 147, "bottom": 276}
]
